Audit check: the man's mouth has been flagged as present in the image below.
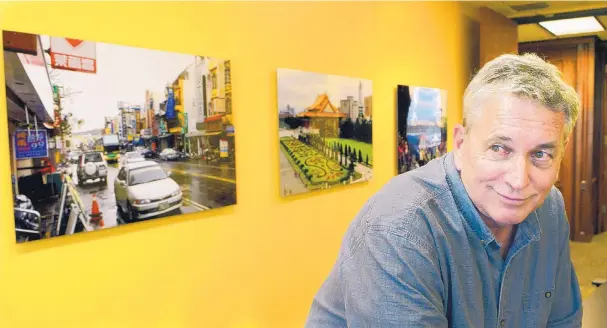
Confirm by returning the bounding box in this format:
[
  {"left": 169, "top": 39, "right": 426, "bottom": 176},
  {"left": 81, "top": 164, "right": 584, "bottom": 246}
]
[
  {"left": 498, "top": 193, "right": 527, "bottom": 201},
  {"left": 493, "top": 189, "right": 532, "bottom": 204}
]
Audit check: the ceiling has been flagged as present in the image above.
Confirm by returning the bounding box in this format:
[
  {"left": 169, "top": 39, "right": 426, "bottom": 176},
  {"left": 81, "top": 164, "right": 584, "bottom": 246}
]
[{"left": 473, "top": 1, "right": 607, "bottom": 43}]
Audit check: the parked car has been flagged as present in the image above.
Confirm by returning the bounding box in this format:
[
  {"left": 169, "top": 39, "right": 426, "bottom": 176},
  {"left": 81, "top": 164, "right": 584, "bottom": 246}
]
[
  {"left": 119, "top": 151, "right": 146, "bottom": 167},
  {"left": 159, "top": 148, "right": 187, "bottom": 161},
  {"left": 140, "top": 149, "right": 158, "bottom": 159},
  {"left": 76, "top": 151, "right": 108, "bottom": 185},
  {"left": 114, "top": 161, "right": 182, "bottom": 221},
  {"left": 68, "top": 150, "right": 82, "bottom": 164}
]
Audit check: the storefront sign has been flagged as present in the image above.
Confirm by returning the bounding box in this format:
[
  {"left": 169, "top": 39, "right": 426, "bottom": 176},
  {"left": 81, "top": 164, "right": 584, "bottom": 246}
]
[
  {"left": 182, "top": 113, "right": 188, "bottom": 134},
  {"left": 165, "top": 88, "right": 176, "bottom": 119},
  {"left": 121, "top": 110, "right": 127, "bottom": 140},
  {"left": 50, "top": 37, "right": 96, "bottom": 74},
  {"left": 55, "top": 136, "right": 63, "bottom": 149},
  {"left": 14, "top": 130, "right": 48, "bottom": 159},
  {"left": 219, "top": 139, "right": 228, "bottom": 158},
  {"left": 205, "top": 120, "right": 222, "bottom": 132}
]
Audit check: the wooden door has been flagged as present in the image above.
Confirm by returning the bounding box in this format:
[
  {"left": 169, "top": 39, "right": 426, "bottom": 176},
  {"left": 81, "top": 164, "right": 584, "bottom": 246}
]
[
  {"left": 520, "top": 38, "right": 597, "bottom": 242},
  {"left": 541, "top": 48, "right": 578, "bottom": 232},
  {"left": 598, "top": 60, "right": 607, "bottom": 235}
]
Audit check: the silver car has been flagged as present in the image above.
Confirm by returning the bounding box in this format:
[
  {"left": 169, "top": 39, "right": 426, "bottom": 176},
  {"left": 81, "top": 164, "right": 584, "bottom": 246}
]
[
  {"left": 76, "top": 151, "right": 108, "bottom": 185},
  {"left": 119, "top": 151, "right": 146, "bottom": 167},
  {"left": 114, "top": 161, "right": 182, "bottom": 221}
]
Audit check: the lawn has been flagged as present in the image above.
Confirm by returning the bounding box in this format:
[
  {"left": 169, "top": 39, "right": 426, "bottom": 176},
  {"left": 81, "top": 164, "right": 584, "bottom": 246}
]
[
  {"left": 325, "top": 138, "right": 373, "bottom": 167},
  {"left": 280, "top": 137, "right": 358, "bottom": 188}
]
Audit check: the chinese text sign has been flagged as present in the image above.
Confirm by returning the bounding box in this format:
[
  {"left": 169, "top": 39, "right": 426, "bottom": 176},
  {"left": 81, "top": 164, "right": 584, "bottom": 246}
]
[{"left": 15, "top": 130, "right": 48, "bottom": 159}]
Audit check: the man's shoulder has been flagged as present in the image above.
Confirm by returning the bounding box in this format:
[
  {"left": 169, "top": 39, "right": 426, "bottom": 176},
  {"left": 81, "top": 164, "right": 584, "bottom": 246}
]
[
  {"left": 338, "top": 157, "right": 455, "bottom": 268},
  {"left": 354, "top": 157, "right": 452, "bottom": 238},
  {"left": 539, "top": 186, "right": 567, "bottom": 221},
  {"left": 375, "top": 156, "right": 450, "bottom": 209},
  {"left": 536, "top": 186, "right": 569, "bottom": 241}
]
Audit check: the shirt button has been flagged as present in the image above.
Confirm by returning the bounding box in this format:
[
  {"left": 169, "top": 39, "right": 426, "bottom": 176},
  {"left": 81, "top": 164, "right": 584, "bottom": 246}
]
[
  {"left": 545, "top": 292, "right": 552, "bottom": 298},
  {"left": 500, "top": 319, "right": 506, "bottom": 326}
]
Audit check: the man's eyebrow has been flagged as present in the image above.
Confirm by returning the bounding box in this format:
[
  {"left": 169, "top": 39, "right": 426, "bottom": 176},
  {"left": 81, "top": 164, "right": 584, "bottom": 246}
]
[
  {"left": 534, "top": 142, "right": 558, "bottom": 150},
  {"left": 487, "top": 136, "right": 559, "bottom": 150},
  {"left": 487, "top": 135, "right": 512, "bottom": 143}
]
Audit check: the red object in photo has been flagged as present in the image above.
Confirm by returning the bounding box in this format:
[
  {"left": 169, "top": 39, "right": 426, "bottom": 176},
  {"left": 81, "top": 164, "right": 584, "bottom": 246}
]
[
  {"left": 39, "top": 158, "right": 55, "bottom": 174},
  {"left": 90, "top": 194, "right": 104, "bottom": 227}
]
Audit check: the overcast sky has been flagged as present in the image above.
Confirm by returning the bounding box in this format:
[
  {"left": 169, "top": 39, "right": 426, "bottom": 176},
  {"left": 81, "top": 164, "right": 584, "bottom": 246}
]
[
  {"left": 277, "top": 68, "right": 372, "bottom": 114},
  {"left": 24, "top": 35, "right": 196, "bottom": 132},
  {"left": 407, "top": 86, "right": 448, "bottom": 122}
]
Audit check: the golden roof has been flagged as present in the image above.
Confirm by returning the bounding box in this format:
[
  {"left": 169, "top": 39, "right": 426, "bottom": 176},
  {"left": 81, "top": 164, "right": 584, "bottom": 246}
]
[{"left": 297, "top": 93, "right": 346, "bottom": 118}]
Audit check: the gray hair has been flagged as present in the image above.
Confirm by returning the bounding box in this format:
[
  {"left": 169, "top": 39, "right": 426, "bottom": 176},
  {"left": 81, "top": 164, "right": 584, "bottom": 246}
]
[{"left": 463, "top": 53, "right": 580, "bottom": 139}]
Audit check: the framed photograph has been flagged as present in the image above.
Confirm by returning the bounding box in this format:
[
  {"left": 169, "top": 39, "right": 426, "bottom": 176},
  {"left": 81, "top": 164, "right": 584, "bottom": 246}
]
[
  {"left": 278, "top": 68, "right": 373, "bottom": 197},
  {"left": 397, "top": 85, "right": 447, "bottom": 174},
  {"left": 4, "top": 30, "right": 236, "bottom": 243}
]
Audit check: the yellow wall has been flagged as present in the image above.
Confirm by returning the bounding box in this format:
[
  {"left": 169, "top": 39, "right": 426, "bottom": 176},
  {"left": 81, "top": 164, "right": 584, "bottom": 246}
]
[{"left": 0, "top": 2, "right": 489, "bottom": 327}]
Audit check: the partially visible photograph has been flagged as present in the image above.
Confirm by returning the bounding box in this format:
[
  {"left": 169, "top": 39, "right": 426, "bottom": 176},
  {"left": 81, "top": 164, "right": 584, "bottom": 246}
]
[{"left": 397, "top": 84, "right": 447, "bottom": 174}]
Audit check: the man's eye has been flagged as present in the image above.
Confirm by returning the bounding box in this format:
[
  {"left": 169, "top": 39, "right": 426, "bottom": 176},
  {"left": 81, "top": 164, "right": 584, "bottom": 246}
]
[
  {"left": 490, "top": 145, "right": 505, "bottom": 153},
  {"left": 532, "top": 151, "right": 552, "bottom": 160}
]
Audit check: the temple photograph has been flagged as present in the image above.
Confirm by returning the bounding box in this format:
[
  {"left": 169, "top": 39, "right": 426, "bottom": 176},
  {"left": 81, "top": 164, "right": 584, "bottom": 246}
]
[
  {"left": 397, "top": 84, "right": 448, "bottom": 175},
  {"left": 277, "top": 68, "right": 373, "bottom": 197}
]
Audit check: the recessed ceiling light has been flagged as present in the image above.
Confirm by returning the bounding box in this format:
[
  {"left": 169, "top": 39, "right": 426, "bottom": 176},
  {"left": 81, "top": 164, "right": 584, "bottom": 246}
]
[{"left": 539, "top": 16, "right": 605, "bottom": 36}]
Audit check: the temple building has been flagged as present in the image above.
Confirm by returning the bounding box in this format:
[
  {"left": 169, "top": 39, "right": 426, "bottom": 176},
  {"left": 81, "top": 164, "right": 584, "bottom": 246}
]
[{"left": 297, "top": 93, "right": 346, "bottom": 138}]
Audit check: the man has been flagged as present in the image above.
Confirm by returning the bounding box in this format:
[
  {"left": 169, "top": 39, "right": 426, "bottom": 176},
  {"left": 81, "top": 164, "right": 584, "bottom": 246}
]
[{"left": 305, "top": 53, "right": 583, "bottom": 327}]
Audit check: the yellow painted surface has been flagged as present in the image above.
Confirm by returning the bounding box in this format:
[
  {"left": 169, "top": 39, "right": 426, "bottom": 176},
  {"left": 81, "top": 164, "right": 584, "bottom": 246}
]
[{"left": 0, "top": 2, "right": 510, "bottom": 327}]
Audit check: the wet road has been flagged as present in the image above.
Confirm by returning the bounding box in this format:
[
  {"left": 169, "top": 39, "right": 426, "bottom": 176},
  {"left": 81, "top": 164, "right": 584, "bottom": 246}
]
[
  {"left": 68, "top": 159, "right": 236, "bottom": 229},
  {"left": 153, "top": 159, "right": 237, "bottom": 209}
]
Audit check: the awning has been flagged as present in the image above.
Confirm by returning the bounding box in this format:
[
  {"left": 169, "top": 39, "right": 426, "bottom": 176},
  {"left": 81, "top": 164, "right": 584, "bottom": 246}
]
[
  {"left": 186, "top": 131, "right": 204, "bottom": 137},
  {"left": 203, "top": 131, "right": 222, "bottom": 136},
  {"left": 204, "top": 114, "right": 223, "bottom": 123},
  {"left": 4, "top": 50, "right": 53, "bottom": 124},
  {"left": 42, "top": 122, "right": 55, "bottom": 129}
]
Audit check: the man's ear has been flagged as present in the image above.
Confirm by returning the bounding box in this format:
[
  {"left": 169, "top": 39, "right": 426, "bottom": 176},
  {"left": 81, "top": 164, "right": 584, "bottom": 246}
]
[{"left": 452, "top": 124, "right": 466, "bottom": 171}]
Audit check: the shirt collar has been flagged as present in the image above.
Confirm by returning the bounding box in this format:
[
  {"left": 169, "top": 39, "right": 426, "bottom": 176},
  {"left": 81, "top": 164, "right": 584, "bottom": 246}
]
[{"left": 443, "top": 152, "right": 541, "bottom": 247}]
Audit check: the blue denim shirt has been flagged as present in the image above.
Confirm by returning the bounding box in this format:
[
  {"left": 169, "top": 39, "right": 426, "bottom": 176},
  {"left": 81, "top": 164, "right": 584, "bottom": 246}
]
[{"left": 306, "top": 152, "right": 582, "bottom": 327}]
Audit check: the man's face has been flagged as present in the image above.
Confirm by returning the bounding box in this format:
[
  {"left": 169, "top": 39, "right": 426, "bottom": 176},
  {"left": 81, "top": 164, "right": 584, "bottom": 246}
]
[{"left": 453, "top": 95, "right": 568, "bottom": 227}]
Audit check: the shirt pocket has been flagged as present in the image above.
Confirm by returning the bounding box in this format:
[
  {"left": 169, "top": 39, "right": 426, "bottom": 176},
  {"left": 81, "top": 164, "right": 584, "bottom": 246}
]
[{"left": 522, "top": 286, "right": 555, "bottom": 327}]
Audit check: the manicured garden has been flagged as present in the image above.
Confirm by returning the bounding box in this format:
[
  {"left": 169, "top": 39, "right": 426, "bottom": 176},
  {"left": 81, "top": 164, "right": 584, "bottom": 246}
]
[
  {"left": 325, "top": 138, "right": 373, "bottom": 167},
  {"left": 280, "top": 137, "right": 360, "bottom": 188}
]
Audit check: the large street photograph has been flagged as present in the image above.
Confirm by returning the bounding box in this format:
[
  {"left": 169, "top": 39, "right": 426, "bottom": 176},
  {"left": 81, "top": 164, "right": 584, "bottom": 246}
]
[
  {"left": 4, "top": 30, "right": 236, "bottom": 243},
  {"left": 277, "top": 68, "right": 373, "bottom": 197}
]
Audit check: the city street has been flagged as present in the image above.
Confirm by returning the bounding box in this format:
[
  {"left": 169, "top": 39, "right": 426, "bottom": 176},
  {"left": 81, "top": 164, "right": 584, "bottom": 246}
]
[
  {"left": 5, "top": 31, "right": 238, "bottom": 243},
  {"left": 68, "top": 159, "right": 236, "bottom": 229}
]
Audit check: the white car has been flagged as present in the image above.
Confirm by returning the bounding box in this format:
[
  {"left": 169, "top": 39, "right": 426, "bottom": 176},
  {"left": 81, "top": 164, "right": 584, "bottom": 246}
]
[
  {"left": 119, "top": 151, "right": 146, "bottom": 167},
  {"left": 114, "top": 161, "right": 182, "bottom": 221}
]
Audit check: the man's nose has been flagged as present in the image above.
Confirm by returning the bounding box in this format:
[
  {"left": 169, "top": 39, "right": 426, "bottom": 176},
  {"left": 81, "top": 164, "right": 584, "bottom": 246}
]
[{"left": 504, "top": 155, "right": 530, "bottom": 190}]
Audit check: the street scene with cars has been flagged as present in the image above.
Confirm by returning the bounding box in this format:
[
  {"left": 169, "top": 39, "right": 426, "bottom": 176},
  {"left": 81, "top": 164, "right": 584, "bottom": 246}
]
[{"left": 5, "top": 30, "right": 236, "bottom": 243}]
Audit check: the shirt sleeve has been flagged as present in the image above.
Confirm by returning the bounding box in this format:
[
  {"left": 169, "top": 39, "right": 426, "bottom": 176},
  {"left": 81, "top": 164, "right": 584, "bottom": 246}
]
[
  {"left": 547, "top": 191, "right": 583, "bottom": 327},
  {"left": 306, "top": 223, "right": 448, "bottom": 328}
]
